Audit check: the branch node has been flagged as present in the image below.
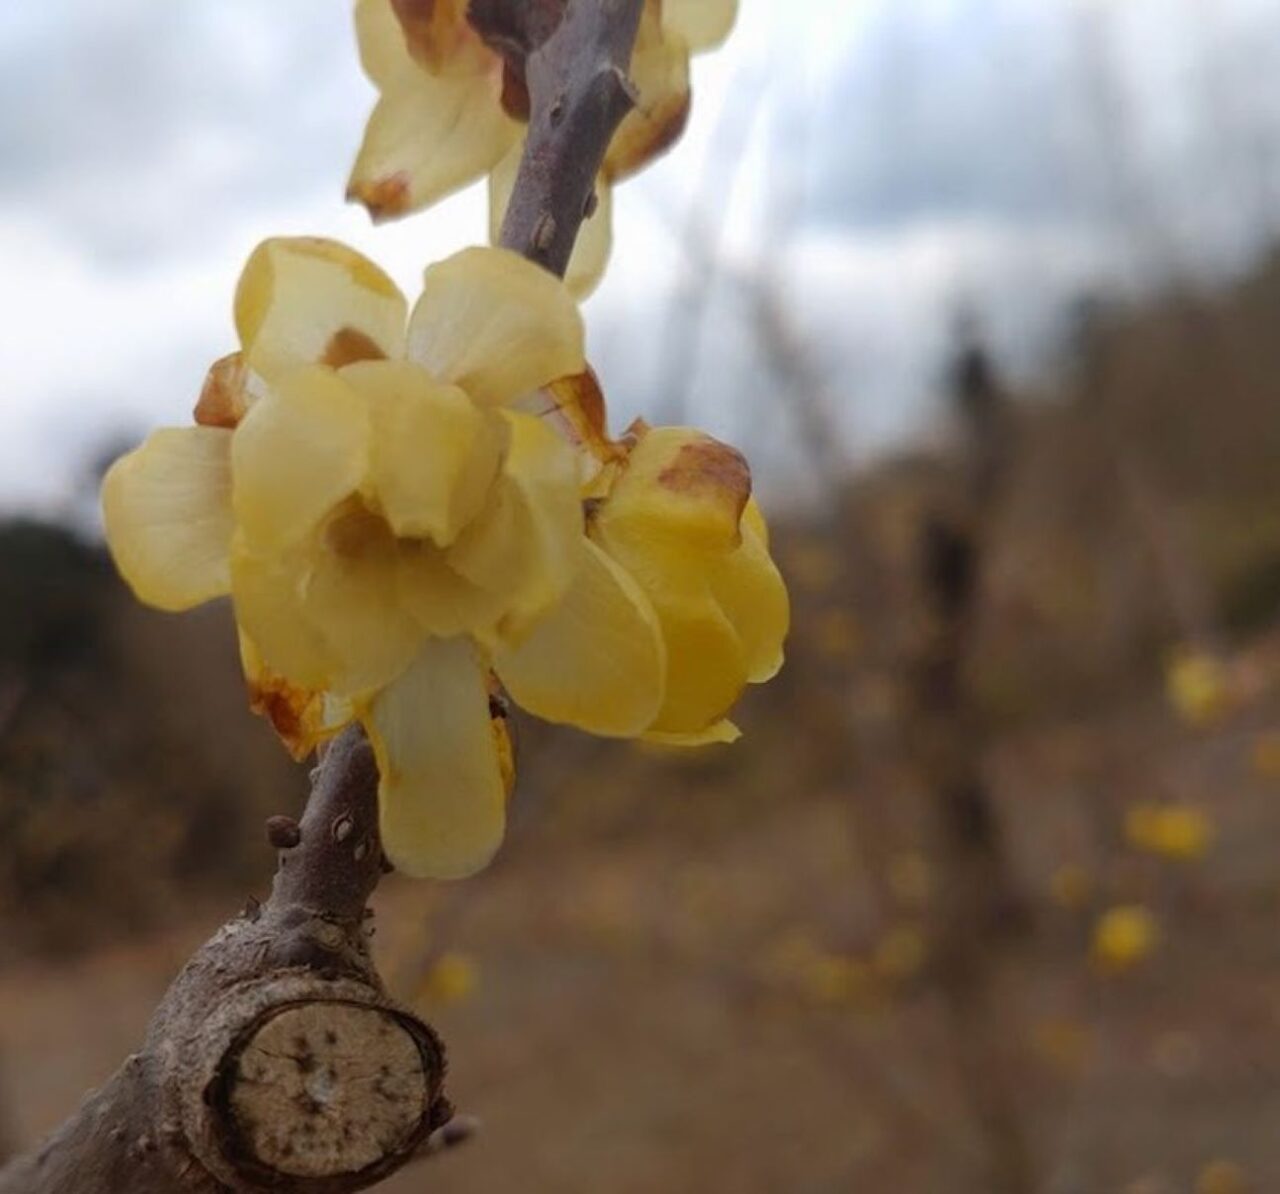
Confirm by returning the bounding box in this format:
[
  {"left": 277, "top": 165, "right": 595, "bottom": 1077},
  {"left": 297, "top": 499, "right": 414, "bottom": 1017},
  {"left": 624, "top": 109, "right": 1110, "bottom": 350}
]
[{"left": 265, "top": 815, "right": 301, "bottom": 850}]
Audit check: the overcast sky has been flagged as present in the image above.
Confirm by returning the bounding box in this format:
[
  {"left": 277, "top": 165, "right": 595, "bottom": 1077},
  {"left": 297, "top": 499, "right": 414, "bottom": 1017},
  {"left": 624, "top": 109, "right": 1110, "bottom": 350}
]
[{"left": 2, "top": 0, "right": 1279, "bottom": 516}]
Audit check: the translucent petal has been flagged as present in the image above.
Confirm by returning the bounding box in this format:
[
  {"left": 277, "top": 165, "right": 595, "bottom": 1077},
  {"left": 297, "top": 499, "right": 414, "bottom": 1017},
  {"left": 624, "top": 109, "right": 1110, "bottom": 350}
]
[
  {"left": 604, "top": 7, "right": 691, "bottom": 181},
  {"left": 396, "top": 541, "right": 510, "bottom": 639},
  {"left": 343, "top": 359, "right": 506, "bottom": 545},
  {"left": 511, "top": 367, "right": 624, "bottom": 485},
  {"left": 232, "top": 504, "right": 423, "bottom": 700},
  {"left": 495, "top": 538, "right": 665, "bottom": 736},
  {"left": 303, "top": 504, "right": 426, "bottom": 697},
  {"left": 643, "top": 588, "right": 746, "bottom": 734},
  {"left": 644, "top": 719, "right": 741, "bottom": 746},
  {"left": 447, "top": 411, "right": 582, "bottom": 646},
  {"left": 230, "top": 534, "right": 336, "bottom": 692},
  {"left": 662, "top": 0, "right": 738, "bottom": 51},
  {"left": 231, "top": 366, "right": 369, "bottom": 552},
  {"left": 362, "top": 636, "right": 509, "bottom": 879},
  {"left": 348, "top": 67, "right": 518, "bottom": 221},
  {"left": 354, "top": 0, "right": 411, "bottom": 87},
  {"left": 101, "top": 427, "right": 234, "bottom": 612},
  {"left": 712, "top": 518, "right": 789, "bottom": 683},
  {"left": 238, "top": 632, "right": 353, "bottom": 760},
  {"left": 488, "top": 147, "right": 613, "bottom": 299},
  {"left": 407, "top": 246, "right": 584, "bottom": 406},
  {"left": 234, "top": 238, "right": 406, "bottom": 383},
  {"left": 594, "top": 425, "right": 750, "bottom": 557}
]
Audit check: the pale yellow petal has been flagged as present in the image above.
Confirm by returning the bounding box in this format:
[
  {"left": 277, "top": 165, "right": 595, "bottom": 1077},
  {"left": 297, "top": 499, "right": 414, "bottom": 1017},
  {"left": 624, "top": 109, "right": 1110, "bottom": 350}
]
[
  {"left": 595, "top": 425, "right": 750, "bottom": 556},
  {"left": 231, "top": 366, "right": 369, "bottom": 552},
  {"left": 348, "top": 67, "right": 518, "bottom": 221},
  {"left": 343, "top": 359, "right": 506, "bottom": 545},
  {"left": 662, "top": 0, "right": 738, "bottom": 51},
  {"left": 489, "top": 148, "right": 613, "bottom": 299},
  {"left": 605, "top": 7, "right": 691, "bottom": 181},
  {"left": 495, "top": 539, "right": 665, "bottom": 736},
  {"left": 645, "top": 590, "right": 746, "bottom": 734},
  {"left": 396, "top": 541, "right": 510, "bottom": 639},
  {"left": 230, "top": 533, "right": 336, "bottom": 692},
  {"left": 354, "top": 0, "right": 412, "bottom": 86},
  {"left": 447, "top": 411, "right": 582, "bottom": 645},
  {"left": 644, "top": 720, "right": 741, "bottom": 746},
  {"left": 101, "top": 427, "right": 234, "bottom": 612},
  {"left": 232, "top": 505, "right": 423, "bottom": 699},
  {"left": 362, "top": 636, "right": 509, "bottom": 880},
  {"left": 303, "top": 504, "right": 425, "bottom": 697},
  {"left": 712, "top": 518, "right": 789, "bottom": 683},
  {"left": 234, "top": 238, "right": 406, "bottom": 383},
  {"left": 407, "top": 246, "right": 584, "bottom": 406}
]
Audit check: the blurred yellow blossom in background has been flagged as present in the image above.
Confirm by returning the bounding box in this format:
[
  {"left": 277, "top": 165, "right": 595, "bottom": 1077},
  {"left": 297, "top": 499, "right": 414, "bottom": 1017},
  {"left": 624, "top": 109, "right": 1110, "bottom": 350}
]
[
  {"left": 416, "top": 951, "right": 479, "bottom": 1009},
  {"left": 1165, "top": 647, "right": 1233, "bottom": 727},
  {"left": 1093, "top": 905, "right": 1159, "bottom": 972},
  {"left": 1124, "top": 802, "right": 1214, "bottom": 862}
]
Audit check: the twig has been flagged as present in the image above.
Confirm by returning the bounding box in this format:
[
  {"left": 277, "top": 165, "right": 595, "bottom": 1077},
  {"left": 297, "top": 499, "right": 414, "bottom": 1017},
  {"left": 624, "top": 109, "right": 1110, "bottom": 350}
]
[{"left": 484, "top": 0, "right": 644, "bottom": 269}]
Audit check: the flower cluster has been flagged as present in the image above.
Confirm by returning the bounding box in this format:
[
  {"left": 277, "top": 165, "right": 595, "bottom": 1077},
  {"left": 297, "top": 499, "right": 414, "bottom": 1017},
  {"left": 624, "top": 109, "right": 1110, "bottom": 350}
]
[
  {"left": 103, "top": 238, "right": 787, "bottom": 879},
  {"left": 346, "top": 0, "right": 737, "bottom": 295}
]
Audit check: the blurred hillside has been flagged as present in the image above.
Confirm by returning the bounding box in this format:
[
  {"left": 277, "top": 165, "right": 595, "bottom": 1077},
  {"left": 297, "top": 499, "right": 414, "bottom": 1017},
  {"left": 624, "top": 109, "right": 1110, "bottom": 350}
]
[{"left": 3, "top": 248, "right": 1280, "bottom": 1189}]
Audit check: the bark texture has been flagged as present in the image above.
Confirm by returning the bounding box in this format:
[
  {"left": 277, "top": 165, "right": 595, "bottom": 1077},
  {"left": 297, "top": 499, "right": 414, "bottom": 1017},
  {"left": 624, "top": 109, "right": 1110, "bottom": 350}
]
[{"left": 0, "top": 1, "right": 647, "bottom": 1189}]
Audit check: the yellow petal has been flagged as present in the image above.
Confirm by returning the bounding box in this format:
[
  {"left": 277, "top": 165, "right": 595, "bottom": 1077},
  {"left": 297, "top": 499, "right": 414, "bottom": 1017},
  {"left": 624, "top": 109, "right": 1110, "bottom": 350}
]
[
  {"left": 193, "top": 352, "right": 261, "bottom": 429},
  {"left": 712, "top": 517, "right": 788, "bottom": 683},
  {"left": 303, "top": 503, "right": 426, "bottom": 697},
  {"left": 605, "top": 7, "right": 691, "bottom": 181},
  {"left": 348, "top": 66, "right": 518, "bottom": 220},
  {"left": 495, "top": 539, "right": 665, "bottom": 736},
  {"left": 354, "top": 0, "right": 411, "bottom": 87},
  {"left": 512, "top": 368, "right": 626, "bottom": 489},
  {"left": 234, "top": 237, "right": 406, "bottom": 383},
  {"left": 238, "top": 632, "right": 352, "bottom": 760},
  {"left": 230, "top": 533, "right": 336, "bottom": 692},
  {"left": 343, "top": 359, "right": 506, "bottom": 545},
  {"left": 407, "top": 246, "right": 584, "bottom": 406},
  {"left": 447, "top": 411, "right": 582, "bottom": 646},
  {"left": 595, "top": 425, "right": 750, "bottom": 556},
  {"left": 101, "top": 427, "right": 234, "bottom": 612},
  {"left": 362, "top": 636, "right": 509, "bottom": 879},
  {"left": 662, "top": 0, "right": 738, "bottom": 51},
  {"left": 396, "top": 540, "right": 510, "bottom": 639},
  {"left": 231, "top": 366, "right": 370, "bottom": 552},
  {"left": 488, "top": 147, "right": 613, "bottom": 299},
  {"left": 643, "top": 588, "right": 747, "bottom": 734},
  {"left": 644, "top": 720, "right": 741, "bottom": 746},
  {"left": 232, "top": 505, "right": 424, "bottom": 699}
]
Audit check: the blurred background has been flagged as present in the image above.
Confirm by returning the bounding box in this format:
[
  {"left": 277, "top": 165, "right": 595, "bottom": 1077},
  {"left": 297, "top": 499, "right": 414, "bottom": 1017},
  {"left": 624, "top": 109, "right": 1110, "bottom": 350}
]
[{"left": 3, "top": 0, "right": 1280, "bottom": 1190}]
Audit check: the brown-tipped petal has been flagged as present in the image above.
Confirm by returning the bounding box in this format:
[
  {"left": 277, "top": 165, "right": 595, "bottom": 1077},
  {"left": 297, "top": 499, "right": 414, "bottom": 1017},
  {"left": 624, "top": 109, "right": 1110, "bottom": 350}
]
[
  {"left": 234, "top": 237, "right": 406, "bottom": 384},
  {"left": 348, "top": 65, "right": 519, "bottom": 221},
  {"left": 603, "top": 8, "right": 691, "bottom": 182},
  {"left": 239, "top": 632, "right": 352, "bottom": 760}
]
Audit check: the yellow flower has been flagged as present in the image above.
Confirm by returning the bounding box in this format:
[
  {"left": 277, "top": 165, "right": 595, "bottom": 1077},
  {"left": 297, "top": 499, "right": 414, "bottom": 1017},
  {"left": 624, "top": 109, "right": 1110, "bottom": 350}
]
[
  {"left": 102, "top": 236, "right": 788, "bottom": 881},
  {"left": 1165, "top": 646, "right": 1232, "bottom": 727},
  {"left": 1196, "top": 1160, "right": 1249, "bottom": 1194},
  {"left": 1092, "top": 904, "right": 1159, "bottom": 972},
  {"left": 416, "top": 951, "right": 479, "bottom": 1008},
  {"left": 1124, "top": 802, "right": 1214, "bottom": 862},
  {"left": 347, "top": 0, "right": 737, "bottom": 296},
  {"left": 103, "top": 237, "right": 661, "bottom": 880}
]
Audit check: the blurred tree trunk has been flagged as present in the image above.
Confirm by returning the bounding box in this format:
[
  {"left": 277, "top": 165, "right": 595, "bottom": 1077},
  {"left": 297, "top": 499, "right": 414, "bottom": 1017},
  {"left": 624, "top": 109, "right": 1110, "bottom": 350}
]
[{"left": 912, "top": 332, "right": 1034, "bottom": 1194}]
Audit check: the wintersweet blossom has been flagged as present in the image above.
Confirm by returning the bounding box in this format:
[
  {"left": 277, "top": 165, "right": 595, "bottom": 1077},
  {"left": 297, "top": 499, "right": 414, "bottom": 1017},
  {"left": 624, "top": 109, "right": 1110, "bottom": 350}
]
[
  {"left": 102, "top": 237, "right": 787, "bottom": 880},
  {"left": 347, "top": 0, "right": 737, "bottom": 295}
]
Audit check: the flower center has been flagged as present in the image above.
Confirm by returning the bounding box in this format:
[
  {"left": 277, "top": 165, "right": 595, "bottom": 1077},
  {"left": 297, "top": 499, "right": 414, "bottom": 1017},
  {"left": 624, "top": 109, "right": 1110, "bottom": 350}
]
[{"left": 325, "top": 501, "right": 396, "bottom": 560}]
